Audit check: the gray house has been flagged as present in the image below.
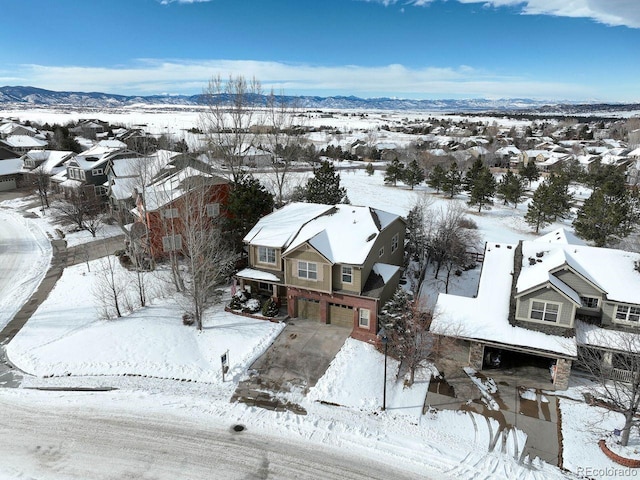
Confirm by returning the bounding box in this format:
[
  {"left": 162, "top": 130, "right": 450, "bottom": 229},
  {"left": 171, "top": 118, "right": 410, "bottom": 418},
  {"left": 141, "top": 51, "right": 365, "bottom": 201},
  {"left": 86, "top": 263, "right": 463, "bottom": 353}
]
[{"left": 433, "top": 228, "right": 640, "bottom": 390}]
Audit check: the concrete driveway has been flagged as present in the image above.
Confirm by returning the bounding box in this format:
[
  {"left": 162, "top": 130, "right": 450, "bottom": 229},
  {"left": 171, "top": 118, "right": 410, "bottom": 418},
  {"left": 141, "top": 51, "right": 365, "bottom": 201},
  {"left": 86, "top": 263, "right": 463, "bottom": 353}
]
[
  {"left": 232, "top": 318, "right": 352, "bottom": 414},
  {"left": 426, "top": 342, "right": 560, "bottom": 466}
]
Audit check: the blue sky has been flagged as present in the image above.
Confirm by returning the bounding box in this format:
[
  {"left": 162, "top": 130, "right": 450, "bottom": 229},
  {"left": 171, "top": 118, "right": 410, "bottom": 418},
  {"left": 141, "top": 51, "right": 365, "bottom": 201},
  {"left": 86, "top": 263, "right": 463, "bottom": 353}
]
[{"left": 1, "top": 0, "right": 639, "bottom": 101}]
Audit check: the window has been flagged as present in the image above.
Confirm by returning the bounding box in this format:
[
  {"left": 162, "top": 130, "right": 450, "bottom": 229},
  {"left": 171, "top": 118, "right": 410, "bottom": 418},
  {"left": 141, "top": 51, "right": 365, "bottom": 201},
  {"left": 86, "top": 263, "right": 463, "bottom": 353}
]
[
  {"left": 359, "top": 309, "right": 370, "bottom": 328},
  {"left": 162, "top": 234, "right": 182, "bottom": 252},
  {"left": 391, "top": 233, "right": 399, "bottom": 253},
  {"left": 341, "top": 266, "right": 353, "bottom": 283},
  {"left": 580, "top": 296, "right": 599, "bottom": 309},
  {"left": 206, "top": 203, "right": 220, "bottom": 217},
  {"left": 258, "top": 246, "right": 276, "bottom": 264},
  {"left": 80, "top": 170, "right": 86, "bottom": 180},
  {"left": 298, "top": 261, "right": 317, "bottom": 280},
  {"left": 615, "top": 305, "right": 640, "bottom": 323},
  {"left": 530, "top": 300, "right": 560, "bottom": 322},
  {"left": 94, "top": 185, "right": 107, "bottom": 196},
  {"left": 162, "top": 208, "right": 179, "bottom": 219},
  {"left": 379, "top": 246, "right": 384, "bottom": 258},
  {"left": 91, "top": 168, "right": 104, "bottom": 176}
]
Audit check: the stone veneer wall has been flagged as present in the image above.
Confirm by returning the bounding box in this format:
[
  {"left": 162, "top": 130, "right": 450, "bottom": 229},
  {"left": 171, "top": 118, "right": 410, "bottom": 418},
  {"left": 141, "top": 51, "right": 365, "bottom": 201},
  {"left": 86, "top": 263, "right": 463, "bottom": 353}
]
[
  {"left": 469, "top": 342, "right": 484, "bottom": 370},
  {"left": 554, "top": 358, "right": 571, "bottom": 390}
]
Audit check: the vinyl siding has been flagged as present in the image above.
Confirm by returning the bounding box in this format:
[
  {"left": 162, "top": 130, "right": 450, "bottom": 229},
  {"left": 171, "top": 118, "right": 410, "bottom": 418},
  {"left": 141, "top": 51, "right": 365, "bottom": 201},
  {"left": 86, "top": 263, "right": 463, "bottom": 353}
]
[
  {"left": 516, "top": 287, "right": 574, "bottom": 327},
  {"left": 333, "top": 265, "right": 362, "bottom": 293},
  {"left": 361, "top": 219, "right": 405, "bottom": 284},
  {"left": 249, "top": 245, "right": 283, "bottom": 272},
  {"left": 284, "top": 247, "right": 331, "bottom": 292},
  {"left": 553, "top": 269, "right": 602, "bottom": 298}
]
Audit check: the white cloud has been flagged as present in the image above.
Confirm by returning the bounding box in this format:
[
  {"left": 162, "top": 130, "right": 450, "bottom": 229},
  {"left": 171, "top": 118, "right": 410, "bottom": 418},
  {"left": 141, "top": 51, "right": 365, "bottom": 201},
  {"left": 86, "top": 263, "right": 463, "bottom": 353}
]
[
  {"left": 363, "top": 0, "right": 640, "bottom": 28},
  {"left": 0, "top": 59, "right": 610, "bottom": 101}
]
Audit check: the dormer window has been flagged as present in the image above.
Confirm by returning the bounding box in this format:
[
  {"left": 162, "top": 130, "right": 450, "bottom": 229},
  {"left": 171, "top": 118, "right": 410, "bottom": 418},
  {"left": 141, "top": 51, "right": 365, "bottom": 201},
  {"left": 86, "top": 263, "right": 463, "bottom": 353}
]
[{"left": 580, "top": 296, "right": 599, "bottom": 309}]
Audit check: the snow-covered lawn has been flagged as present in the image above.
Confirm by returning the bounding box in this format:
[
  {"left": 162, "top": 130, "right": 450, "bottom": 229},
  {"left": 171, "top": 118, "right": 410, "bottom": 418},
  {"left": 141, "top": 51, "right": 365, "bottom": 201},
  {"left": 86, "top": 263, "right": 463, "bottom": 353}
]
[
  {"left": 6, "top": 258, "right": 284, "bottom": 392},
  {"left": 560, "top": 398, "right": 640, "bottom": 479}
]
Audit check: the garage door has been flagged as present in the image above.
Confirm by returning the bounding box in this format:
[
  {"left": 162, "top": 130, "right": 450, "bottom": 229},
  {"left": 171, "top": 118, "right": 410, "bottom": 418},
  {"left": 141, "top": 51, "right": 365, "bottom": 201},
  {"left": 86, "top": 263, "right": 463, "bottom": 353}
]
[
  {"left": 328, "top": 303, "right": 353, "bottom": 328},
  {"left": 297, "top": 298, "right": 320, "bottom": 320},
  {"left": 0, "top": 177, "right": 16, "bottom": 192}
]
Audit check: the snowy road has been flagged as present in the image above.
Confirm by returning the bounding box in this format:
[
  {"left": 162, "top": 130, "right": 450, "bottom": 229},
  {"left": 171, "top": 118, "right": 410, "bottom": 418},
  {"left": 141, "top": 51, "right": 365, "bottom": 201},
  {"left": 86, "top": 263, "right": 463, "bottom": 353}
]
[
  {"left": 0, "top": 209, "right": 51, "bottom": 331},
  {"left": 0, "top": 393, "right": 429, "bottom": 480}
]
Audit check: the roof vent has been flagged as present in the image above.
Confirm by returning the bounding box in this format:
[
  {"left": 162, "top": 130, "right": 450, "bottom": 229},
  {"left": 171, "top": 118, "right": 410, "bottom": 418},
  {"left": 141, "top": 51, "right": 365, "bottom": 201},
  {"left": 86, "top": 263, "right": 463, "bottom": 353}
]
[
  {"left": 528, "top": 258, "right": 536, "bottom": 266},
  {"left": 536, "top": 251, "right": 544, "bottom": 258},
  {"left": 366, "top": 233, "right": 376, "bottom": 242}
]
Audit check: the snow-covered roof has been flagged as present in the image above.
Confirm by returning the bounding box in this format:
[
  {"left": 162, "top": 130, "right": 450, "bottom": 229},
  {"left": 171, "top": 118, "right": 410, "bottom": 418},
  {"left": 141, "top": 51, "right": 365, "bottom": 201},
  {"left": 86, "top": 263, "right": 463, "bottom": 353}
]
[
  {"left": 576, "top": 320, "right": 640, "bottom": 353},
  {"left": 495, "top": 146, "right": 520, "bottom": 156},
  {"left": 433, "top": 242, "right": 577, "bottom": 357},
  {"left": 0, "top": 158, "right": 23, "bottom": 175},
  {"left": 0, "top": 122, "right": 37, "bottom": 136},
  {"left": 371, "top": 263, "right": 400, "bottom": 283},
  {"left": 97, "top": 139, "right": 127, "bottom": 149},
  {"left": 535, "top": 228, "right": 586, "bottom": 246},
  {"left": 516, "top": 241, "right": 640, "bottom": 305},
  {"left": 235, "top": 268, "right": 281, "bottom": 283},
  {"left": 142, "top": 166, "right": 226, "bottom": 211},
  {"left": 245, "top": 202, "right": 402, "bottom": 266},
  {"left": 629, "top": 147, "right": 640, "bottom": 158},
  {"left": 284, "top": 205, "right": 402, "bottom": 265},
  {"left": 3, "top": 135, "right": 47, "bottom": 149},
  {"left": 23, "top": 150, "right": 74, "bottom": 174},
  {"left": 243, "top": 203, "right": 334, "bottom": 249}
]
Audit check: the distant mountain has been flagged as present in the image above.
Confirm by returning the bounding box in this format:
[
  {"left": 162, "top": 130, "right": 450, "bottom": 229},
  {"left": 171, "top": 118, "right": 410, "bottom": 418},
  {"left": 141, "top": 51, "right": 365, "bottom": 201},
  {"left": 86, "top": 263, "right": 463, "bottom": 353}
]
[{"left": 0, "top": 85, "right": 635, "bottom": 114}]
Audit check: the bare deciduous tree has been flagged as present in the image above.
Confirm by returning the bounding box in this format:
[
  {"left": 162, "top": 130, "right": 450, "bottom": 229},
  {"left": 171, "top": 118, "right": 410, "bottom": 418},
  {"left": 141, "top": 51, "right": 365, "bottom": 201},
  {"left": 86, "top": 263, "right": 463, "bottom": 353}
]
[
  {"left": 93, "top": 251, "right": 127, "bottom": 319},
  {"left": 31, "top": 165, "right": 51, "bottom": 210},
  {"left": 577, "top": 333, "right": 640, "bottom": 447},
  {"left": 428, "top": 202, "right": 481, "bottom": 289},
  {"left": 53, "top": 191, "right": 105, "bottom": 236},
  {"left": 199, "top": 74, "right": 263, "bottom": 183},
  {"left": 261, "top": 91, "right": 306, "bottom": 207}
]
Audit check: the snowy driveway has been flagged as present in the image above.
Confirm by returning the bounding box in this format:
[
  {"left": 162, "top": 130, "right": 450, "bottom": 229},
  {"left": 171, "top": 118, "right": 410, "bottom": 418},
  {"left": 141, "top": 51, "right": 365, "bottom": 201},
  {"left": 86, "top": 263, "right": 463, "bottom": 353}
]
[{"left": 0, "top": 209, "right": 51, "bottom": 331}]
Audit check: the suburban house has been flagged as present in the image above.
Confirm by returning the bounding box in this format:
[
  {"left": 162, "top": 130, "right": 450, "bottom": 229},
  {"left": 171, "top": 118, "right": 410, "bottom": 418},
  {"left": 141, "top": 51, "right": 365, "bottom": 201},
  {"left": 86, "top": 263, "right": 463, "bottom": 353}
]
[
  {"left": 21, "top": 150, "right": 75, "bottom": 175},
  {"left": 0, "top": 157, "right": 25, "bottom": 192},
  {"left": 0, "top": 122, "right": 38, "bottom": 139},
  {"left": 432, "top": 228, "right": 640, "bottom": 390},
  {"left": 0, "top": 135, "right": 47, "bottom": 154},
  {"left": 58, "top": 143, "right": 140, "bottom": 198},
  {"left": 237, "top": 203, "right": 405, "bottom": 342},
  {"left": 105, "top": 150, "right": 177, "bottom": 223},
  {"left": 129, "top": 166, "right": 230, "bottom": 260}
]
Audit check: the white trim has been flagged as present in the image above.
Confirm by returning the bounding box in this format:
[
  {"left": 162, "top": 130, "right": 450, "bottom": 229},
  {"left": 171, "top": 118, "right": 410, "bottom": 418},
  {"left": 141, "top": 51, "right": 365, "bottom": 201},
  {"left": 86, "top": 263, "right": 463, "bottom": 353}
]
[
  {"left": 391, "top": 233, "right": 399, "bottom": 253},
  {"left": 162, "top": 234, "right": 182, "bottom": 252},
  {"left": 206, "top": 202, "right": 220, "bottom": 217},
  {"left": 341, "top": 265, "right": 353, "bottom": 284},
  {"left": 258, "top": 246, "right": 276, "bottom": 265},
  {"left": 528, "top": 299, "right": 562, "bottom": 324},
  {"left": 358, "top": 308, "right": 370, "bottom": 329},
  {"left": 298, "top": 260, "right": 318, "bottom": 280},
  {"left": 614, "top": 304, "right": 640, "bottom": 324}
]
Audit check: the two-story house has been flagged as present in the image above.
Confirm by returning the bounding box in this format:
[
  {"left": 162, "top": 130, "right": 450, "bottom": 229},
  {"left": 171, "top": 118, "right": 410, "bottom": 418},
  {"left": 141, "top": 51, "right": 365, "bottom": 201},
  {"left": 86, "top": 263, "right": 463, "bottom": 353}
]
[
  {"left": 237, "top": 203, "right": 405, "bottom": 343},
  {"left": 130, "top": 166, "right": 230, "bottom": 260},
  {"left": 433, "top": 228, "right": 640, "bottom": 390},
  {"left": 60, "top": 143, "right": 140, "bottom": 199}
]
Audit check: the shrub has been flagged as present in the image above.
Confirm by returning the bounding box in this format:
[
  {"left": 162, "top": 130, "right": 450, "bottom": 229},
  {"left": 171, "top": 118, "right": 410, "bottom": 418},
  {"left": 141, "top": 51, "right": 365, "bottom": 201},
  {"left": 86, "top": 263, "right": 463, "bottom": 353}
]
[
  {"left": 261, "top": 298, "right": 279, "bottom": 317},
  {"left": 242, "top": 298, "right": 261, "bottom": 314},
  {"left": 182, "top": 312, "right": 195, "bottom": 326}
]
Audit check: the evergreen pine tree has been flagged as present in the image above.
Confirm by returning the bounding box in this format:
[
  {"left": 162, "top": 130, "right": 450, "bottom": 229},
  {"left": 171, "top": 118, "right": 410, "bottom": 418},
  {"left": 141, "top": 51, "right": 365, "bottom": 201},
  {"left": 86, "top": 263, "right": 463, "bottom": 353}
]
[
  {"left": 463, "top": 158, "right": 485, "bottom": 192},
  {"left": 403, "top": 160, "right": 425, "bottom": 190},
  {"left": 365, "top": 162, "right": 375, "bottom": 176},
  {"left": 224, "top": 175, "right": 275, "bottom": 252},
  {"left": 573, "top": 172, "right": 638, "bottom": 247},
  {"left": 547, "top": 173, "right": 573, "bottom": 221},
  {"left": 524, "top": 181, "right": 554, "bottom": 233},
  {"left": 497, "top": 169, "right": 527, "bottom": 207},
  {"left": 427, "top": 164, "right": 446, "bottom": 193},
  {"left": 304, "top": 160, "right": 349, "bottom": 204},
  {"left": 384, "top": 158, "right": 405, "bottom": 186},
  {"left": 467, "top": 168, "right": 497, "bottom": 212},
  {"left": 520, "top": 161, "right": 540, "bottom": 186},
  {"left": 442, "top": 162, "right": 463, "bottom": 198}
]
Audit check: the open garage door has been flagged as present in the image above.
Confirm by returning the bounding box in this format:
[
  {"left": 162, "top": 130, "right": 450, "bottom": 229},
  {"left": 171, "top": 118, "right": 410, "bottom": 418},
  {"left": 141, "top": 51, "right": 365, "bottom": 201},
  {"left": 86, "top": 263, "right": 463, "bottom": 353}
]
[
  {"left": 328, "top": 303, "right": 353, "bottom": 328},
  {"left": 297, "top": 298, "right": 320, "bottom": 320}
]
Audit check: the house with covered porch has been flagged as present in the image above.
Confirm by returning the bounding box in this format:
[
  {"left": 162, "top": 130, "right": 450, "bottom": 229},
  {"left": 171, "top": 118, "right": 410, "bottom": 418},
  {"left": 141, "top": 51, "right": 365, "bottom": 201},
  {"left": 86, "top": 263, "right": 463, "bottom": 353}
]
[
  {"left": 237, "top": 202, "right": 405, "bottom": 343},
  {"left": 433, "top": 228, "right": 640, "bottom": 390}
]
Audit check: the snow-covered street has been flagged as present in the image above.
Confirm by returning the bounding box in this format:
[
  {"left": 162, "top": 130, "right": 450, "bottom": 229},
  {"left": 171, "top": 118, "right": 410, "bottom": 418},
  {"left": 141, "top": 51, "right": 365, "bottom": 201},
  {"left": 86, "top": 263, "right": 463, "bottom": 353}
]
[{"left": 0, "top": 208, "right": 51, "bottom": 331}]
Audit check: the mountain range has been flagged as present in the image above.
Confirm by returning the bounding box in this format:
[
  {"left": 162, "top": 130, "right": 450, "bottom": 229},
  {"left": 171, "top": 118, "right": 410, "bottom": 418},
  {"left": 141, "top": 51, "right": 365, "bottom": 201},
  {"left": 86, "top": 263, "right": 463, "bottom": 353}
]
[{"left": 0, "top": 85, "right": 637, "bottom": 114}]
